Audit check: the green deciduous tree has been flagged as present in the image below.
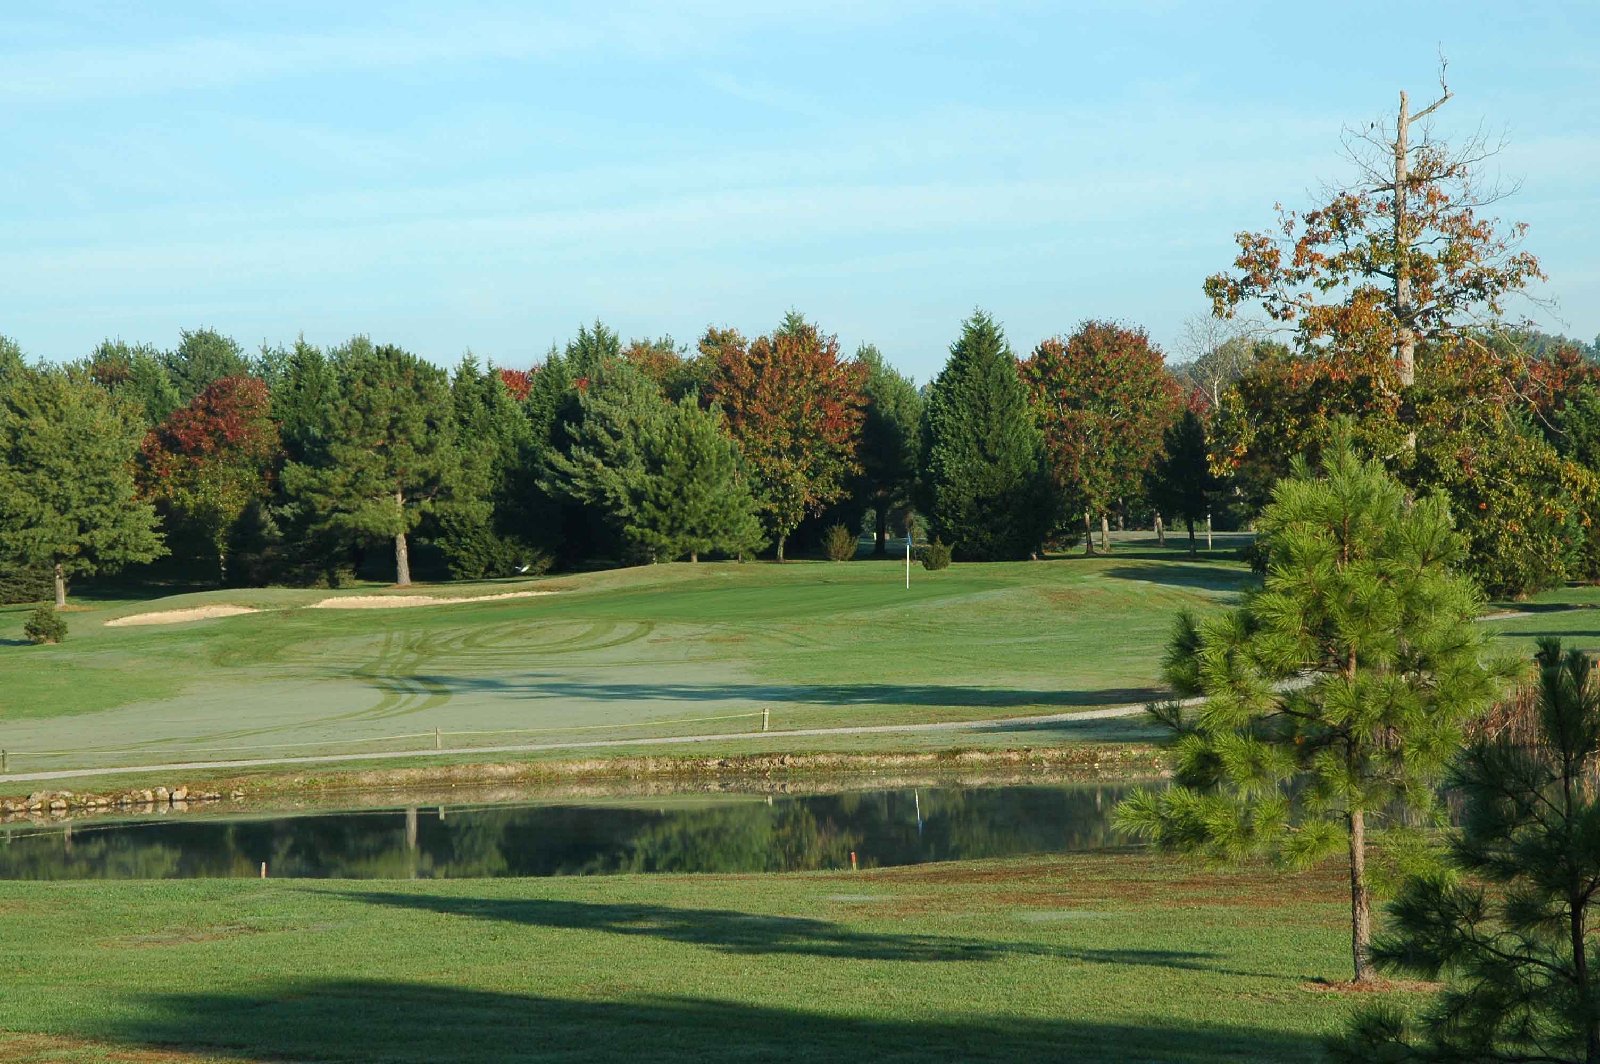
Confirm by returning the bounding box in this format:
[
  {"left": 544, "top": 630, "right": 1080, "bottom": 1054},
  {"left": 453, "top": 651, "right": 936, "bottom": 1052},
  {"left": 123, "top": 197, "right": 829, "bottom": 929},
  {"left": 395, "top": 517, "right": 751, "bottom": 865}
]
[
  {"left": 1117, "top": 432, "right": 1506, "bottom": 984},
  {"left": 281, "top": 342, "right": 466, "bottom": 586},
  {"left": 0, "top": 368, "right": 165, "bottom": 606},
  {"left": 919, "top": 310, "right": 1052, "bottom": 560},
  {"left": 1021, "top": 321, "right": 1183, "bottom": 553},
  {"left": 705, "top": 318, "right": 865, "bottom": 561},
  {"left": 853, "top": 344, "right": 922, "bottom": 556},
  {"left": 1335, "top": 638, "right": 1600, "bottom": 1062}
]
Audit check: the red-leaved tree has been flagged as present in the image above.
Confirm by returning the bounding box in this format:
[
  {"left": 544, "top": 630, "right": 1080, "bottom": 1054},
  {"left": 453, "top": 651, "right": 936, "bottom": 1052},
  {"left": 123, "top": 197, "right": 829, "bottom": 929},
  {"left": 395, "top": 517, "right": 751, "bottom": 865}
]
[
  {"left": 140, "top": 375, "right": 280, "bottom": 583},
  {"left": 1021, "top": 321, "right": 1183, "bottom": 553},
  {"left": 705, "top": 319, "right": 866, "bottom": 561}
]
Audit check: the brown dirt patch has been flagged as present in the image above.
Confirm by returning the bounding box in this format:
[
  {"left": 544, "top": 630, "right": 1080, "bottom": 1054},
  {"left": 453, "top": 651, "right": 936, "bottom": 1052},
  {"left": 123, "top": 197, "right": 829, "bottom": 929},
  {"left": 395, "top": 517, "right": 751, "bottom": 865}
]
[
  {"left": 1300, "top": 977, "right": 1442, "bottom": 995},
  {"left": 0, "top": 1032, "right": 244, "bottom": 1063}
]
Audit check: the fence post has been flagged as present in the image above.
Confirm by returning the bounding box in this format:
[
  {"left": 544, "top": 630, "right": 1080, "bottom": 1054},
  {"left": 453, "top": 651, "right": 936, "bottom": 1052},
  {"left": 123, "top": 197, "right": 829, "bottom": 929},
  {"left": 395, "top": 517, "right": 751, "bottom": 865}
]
[
  {"left": 1, "top": 749, "right": 7, "bottom": 773},
  {"left": 434, "top": 728, "right": 442, "bottom": 751},
  {"left": 762, "top": 708, "right": 770, "bottom": 733}
]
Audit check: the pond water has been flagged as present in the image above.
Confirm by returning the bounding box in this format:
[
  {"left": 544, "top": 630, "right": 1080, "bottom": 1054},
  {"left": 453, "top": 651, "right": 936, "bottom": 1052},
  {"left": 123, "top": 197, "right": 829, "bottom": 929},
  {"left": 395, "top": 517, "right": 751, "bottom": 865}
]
[{"left": 0, "top": 783, "right": 1143, "bottom": 880}]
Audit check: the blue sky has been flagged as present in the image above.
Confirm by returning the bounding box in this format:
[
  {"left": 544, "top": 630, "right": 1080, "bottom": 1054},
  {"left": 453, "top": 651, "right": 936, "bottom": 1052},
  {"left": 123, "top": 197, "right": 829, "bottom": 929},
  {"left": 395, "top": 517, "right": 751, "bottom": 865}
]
[{"left": 3, "top": 1, "right": 1596, "bottom": 382}]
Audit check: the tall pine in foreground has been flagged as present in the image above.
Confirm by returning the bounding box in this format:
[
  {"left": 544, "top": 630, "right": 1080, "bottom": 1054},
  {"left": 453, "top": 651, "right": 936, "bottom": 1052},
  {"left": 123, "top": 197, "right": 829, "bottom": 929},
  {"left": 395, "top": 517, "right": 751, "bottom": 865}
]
[
  {"left": 919, "top": 310, "right": 1051, "bottom": 560},
  {"left": 1335, "top": 638, "right": 1600, "bottom": 1062},
  {"left": 281, "top": 342, "right": 467, "bottom": 586},
  {"left": 854, "top": 344, "right": 922, "bottom": 556},
  {"left": 0, "top": 367, "right": 165, "bottom": 606},
  {"left": 1116, "top": 431, "right": 1506, "bottom": 983}
]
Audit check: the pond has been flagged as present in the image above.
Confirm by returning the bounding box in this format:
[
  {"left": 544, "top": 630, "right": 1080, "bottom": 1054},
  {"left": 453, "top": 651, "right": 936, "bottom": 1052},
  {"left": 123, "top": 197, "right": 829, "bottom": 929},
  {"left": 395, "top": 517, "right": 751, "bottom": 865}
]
[{"left": 0, "top": 783, "right": 1144, "bottom": 880}]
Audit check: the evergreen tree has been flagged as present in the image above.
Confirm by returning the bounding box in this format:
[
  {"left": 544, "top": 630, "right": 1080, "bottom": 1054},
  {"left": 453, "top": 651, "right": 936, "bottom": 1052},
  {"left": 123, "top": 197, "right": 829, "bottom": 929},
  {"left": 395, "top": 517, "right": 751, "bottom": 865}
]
[
  {"left": 565, "top": 319, "right": 622, "bottom": 380},
  {"left": 631, "top": 397, "right": 764, "bottom": 562},
  {"left": 0, "top": 367, "right": 165, "bottom": 606},
  {"left": 433, "top": 355, "right": 541, "bottom": 578},
  {"left": 280, "top": 342, "right": 466, "bottom": 585},
  {"left": 1336, "top": 638, "right": 1600, "bottom": 1062},
  {"left": 919, "top": 310, "right": 1051, "bottom": 560},
  {"left": 1147, "top": 408, "right": 1221, "bottom": 556},
  {"left": 1116, "top": 431, "right": 1507, "bottom": 983},
  {"left": 85, "top": 339, "right": 181, "bottom": 426},
  {"left": 854, "top": 344, "right": 922, "bottom": 556},
  {"left": 165, "top": 327, "right": 250, "bottom": 402}
]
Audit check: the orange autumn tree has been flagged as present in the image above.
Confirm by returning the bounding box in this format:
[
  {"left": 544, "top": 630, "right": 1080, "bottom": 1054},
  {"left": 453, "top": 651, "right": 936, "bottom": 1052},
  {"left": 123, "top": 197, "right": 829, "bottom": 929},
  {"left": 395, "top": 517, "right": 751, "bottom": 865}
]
[
  {"left": 1204, "top": 68, "right": 1544, "bottom": 387},
  {"left": 705, "top": 314, "right": 866, "bottom": 561},
  {"left": 140, "top": 375, "right": 280, "bottom": 584},
  {"left": 1021, "top": 321, "right": 1183, "bottom": 553}
]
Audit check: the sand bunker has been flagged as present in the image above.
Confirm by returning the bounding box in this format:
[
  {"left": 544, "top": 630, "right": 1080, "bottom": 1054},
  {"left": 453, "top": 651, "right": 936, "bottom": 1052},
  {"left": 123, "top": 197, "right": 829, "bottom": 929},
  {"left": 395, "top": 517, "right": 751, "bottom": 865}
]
[
  {"left": 308, "top": 590, "right": 555, "bottom": 610},
  {"left": 106, "top": 605, "right": 262, "bottom": 627}
]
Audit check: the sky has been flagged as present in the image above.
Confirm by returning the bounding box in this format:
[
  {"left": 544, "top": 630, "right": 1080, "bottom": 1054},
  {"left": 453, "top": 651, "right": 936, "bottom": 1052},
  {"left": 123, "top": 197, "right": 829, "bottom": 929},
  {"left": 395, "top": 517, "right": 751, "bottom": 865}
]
[{"left": 3, "top": 1, "right": 1597, "bottom": 383}]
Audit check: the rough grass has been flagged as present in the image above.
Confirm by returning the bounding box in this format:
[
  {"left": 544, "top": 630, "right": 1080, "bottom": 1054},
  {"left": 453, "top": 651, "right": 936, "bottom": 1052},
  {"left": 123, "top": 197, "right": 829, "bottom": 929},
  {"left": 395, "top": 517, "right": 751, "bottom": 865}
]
[
  {"left": 0, "top": 538, "right": 1253, "bottom": 777},
  {"left": 0, "top": 851, "right": 1400, "bottom": 1063}
]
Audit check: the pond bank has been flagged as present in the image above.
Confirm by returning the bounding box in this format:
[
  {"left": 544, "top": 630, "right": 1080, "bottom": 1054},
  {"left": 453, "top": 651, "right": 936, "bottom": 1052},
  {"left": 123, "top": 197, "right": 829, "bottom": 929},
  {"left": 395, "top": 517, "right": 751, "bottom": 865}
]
[{"left": 1, "top": 743, "right": 1168, "bottom": 820}]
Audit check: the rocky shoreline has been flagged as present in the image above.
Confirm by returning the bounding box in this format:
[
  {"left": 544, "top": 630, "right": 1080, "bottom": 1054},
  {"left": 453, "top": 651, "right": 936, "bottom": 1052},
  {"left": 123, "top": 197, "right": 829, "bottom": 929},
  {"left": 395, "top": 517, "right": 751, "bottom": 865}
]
[{"left": 1, "top": 784, "right": 245, "bottom": 823}]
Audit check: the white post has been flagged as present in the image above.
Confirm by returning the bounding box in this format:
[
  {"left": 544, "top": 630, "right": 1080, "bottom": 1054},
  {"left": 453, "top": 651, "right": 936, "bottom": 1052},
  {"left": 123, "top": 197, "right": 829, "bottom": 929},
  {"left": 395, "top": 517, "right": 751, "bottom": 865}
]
[
  {"left": 762, "top": 707, "right": 770, "bottom": 732},
  {"left": 905, "top": 536, "right": 911, "bottom": 590}
]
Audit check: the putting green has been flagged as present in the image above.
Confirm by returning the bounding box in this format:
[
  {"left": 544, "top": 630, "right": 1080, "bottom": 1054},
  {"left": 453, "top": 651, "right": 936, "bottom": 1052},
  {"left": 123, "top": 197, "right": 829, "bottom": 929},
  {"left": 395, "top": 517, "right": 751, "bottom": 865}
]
[{"left": 0, "top": 540, "right": 1254, "bottom": 775}]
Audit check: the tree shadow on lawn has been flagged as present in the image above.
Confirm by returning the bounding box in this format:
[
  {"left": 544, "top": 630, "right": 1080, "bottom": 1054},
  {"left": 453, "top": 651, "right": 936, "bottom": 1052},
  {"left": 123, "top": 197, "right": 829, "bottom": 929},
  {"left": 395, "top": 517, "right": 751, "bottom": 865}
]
[
  {"left": 388, "top": 677, "right": 1165, "bottom": 712},
  {"left": 1103, "top": 565, "right": 1256, "bottom": 594},
  {"left": 338, "top": 893, "right": 1275, "bottom": 978},
  {"left": 79, "top": 980, "right": 1327, "bottom": 1063}
]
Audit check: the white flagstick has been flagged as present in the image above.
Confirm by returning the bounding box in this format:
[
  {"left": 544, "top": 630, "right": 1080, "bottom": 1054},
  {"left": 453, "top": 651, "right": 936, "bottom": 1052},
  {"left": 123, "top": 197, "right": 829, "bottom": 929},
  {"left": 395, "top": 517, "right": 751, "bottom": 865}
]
[{"left": 905, "top": 534, "right": 911, "bottom": 589}]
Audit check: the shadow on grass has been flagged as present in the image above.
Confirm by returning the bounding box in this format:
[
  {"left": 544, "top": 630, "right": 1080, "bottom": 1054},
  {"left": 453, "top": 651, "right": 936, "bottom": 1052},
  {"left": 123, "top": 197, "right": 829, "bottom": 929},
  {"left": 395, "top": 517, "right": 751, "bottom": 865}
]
[
  {"left": 384, "top": 677, "right": 1164, "bottom": 711},
  {"left": 1103, "top": 565, "right": 1256, "bottom": 594},
  {"left": 340, "top": 894, "right": 1279, "bottom": 978},
  {"left": 80, "top": 981, "right": 1326, "bottom": 1063}
]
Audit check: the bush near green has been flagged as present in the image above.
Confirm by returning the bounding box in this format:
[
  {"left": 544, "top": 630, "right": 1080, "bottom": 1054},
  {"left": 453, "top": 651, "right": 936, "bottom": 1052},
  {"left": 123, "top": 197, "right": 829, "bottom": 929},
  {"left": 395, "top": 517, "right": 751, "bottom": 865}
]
[
  {"left": 23, "top": 605, "right": 66, "bottom": 645},
  {"left": 821, "top": 524, "right": 856, "bottom": 562},
  {"left": 921, "top": 538, "right": 952, "bottom": 570}
]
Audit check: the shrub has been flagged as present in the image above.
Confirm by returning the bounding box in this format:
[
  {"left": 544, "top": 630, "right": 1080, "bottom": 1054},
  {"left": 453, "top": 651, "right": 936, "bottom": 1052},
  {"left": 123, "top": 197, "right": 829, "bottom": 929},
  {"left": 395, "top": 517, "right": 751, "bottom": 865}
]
[
  {"left": 821, "top": 524, "right": 856, "bottom": 562},
  {"left": 920, "top": 538, "right": 952, "bottom": 571},
  {"left": 23, "top": 605, "right": 66, "bottom": 645}
]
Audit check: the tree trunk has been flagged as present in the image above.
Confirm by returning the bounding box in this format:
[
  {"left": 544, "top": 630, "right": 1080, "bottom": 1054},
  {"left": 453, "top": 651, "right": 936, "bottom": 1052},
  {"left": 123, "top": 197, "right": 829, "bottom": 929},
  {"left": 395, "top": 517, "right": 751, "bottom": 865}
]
[
  {"left": 1186, "top": 518, "right": 1196, "bottom": 558},
  {"left": 1082, "top": 512, "right": 1095, "bottom": 556},
  {"left": 689, "top": 551, "right": 698, "bottom": 563},
  {"left": 393, "top": 490, "right": 411, "bottom": 585},
  {"left": 1155, "top": 514, "right": 1164, "bottom": 546},
  {"left": 1205, "top": 512, "right": 1214, "bottom": 551},
  {"left": 218, "top": 546, "right": 228, "bottom": 587},
  {"left": 776, "top": 534, "right": 786, "bottom": 563},
  {"left": 874, "top": 504, "right": 888, "bottom": 557},
  {"left": 1099, "top": 513, "right": 1111, "bottom": 554},
  {"left": 1393, "top": 90, "right": 1416, "bottom": 388},
  {"left": 1349, "top": 808, "right": 1374, "bottom": 984},
  {"left": 54, "top": 563, "right": 66, "bottom": 609}
]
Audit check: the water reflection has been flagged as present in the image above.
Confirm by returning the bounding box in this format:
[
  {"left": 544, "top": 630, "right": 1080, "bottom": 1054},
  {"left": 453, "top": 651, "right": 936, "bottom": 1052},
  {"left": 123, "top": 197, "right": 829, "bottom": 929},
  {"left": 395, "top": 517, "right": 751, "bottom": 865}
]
[{"left": 0, "top": 784, "right": 1143, "bottom": 881}]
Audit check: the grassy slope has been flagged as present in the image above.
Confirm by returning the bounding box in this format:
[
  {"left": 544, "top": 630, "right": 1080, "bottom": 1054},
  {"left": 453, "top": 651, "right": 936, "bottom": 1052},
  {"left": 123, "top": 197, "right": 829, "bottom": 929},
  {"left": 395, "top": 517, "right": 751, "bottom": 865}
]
[
  {"left": 0, "top": 853, "right": 1388, "bottom": 1064},
  {"left": 0, "top": 540, "right": 1252, "bottom": 776}
]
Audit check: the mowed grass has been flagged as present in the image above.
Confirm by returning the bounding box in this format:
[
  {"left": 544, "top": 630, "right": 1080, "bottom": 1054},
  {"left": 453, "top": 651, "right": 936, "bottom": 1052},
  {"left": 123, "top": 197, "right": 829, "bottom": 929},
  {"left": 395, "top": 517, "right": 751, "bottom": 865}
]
[
  {"left": 0, "top": 852, "right": 1387, "bottom": 1063},
  {"left": 0, "top": 539, "right": 1253, "bottom": 775}
]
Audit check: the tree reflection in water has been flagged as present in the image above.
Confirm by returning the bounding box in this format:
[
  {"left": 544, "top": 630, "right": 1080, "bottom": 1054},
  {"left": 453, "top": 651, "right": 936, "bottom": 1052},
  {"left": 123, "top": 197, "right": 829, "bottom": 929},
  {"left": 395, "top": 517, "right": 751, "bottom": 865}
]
[{"left": 0, "top": 784, "right": 1143, "bottom": 880}]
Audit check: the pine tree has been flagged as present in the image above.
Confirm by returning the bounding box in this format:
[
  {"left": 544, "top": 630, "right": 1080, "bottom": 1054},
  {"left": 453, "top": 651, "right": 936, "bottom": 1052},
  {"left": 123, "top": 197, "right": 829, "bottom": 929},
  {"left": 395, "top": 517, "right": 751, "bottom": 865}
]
[
  {"left": 854, "top": 344, "right": 922, "bottom": 556},
  {"left": 280, "top": 342, "right": 466, "bottom": 586},
  {"left": 1116, "top": 430, "right": 1507, "bottom": 983},
  {"left": 164, "top": 327, "right": 250, "bottom": 402},
  {"left": 630, "top": 397, "right": 764, "bottom": 562},
  {"left": 0, "top": 367, "right": 165, "bottom": 606},
  {"left": 1335, "top": 638, "right": 1600, "bottom": 1062},
  {"left": 919, "top": 310, "right": 1051, "bottom": 560},
  {"left": 1147, "top": 409, "right": 1221, "bottom": 556}
]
